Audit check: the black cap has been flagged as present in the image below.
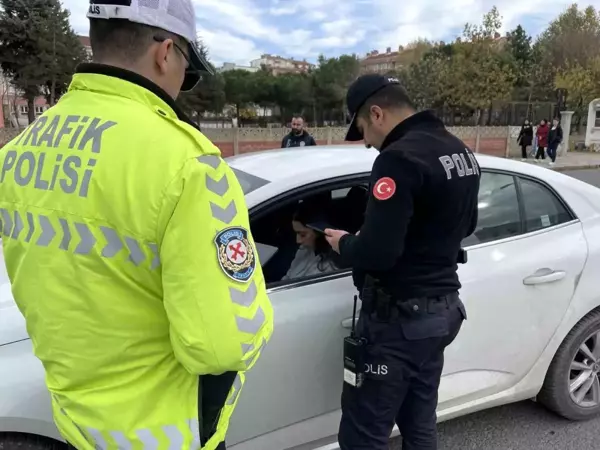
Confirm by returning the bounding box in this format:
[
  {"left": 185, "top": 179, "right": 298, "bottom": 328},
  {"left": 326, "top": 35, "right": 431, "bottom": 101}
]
[{"left": 344, "top": 74, "right": 403, "bottom": 141}]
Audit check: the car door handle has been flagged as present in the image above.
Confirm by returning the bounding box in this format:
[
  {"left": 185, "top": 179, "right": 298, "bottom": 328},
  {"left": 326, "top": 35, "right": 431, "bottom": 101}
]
[
  {"left": 341, "top": 316, "right": 358, "bottom": 329},
  {"left": 523, "top": 268, "right": 567, "bottom": 285}
]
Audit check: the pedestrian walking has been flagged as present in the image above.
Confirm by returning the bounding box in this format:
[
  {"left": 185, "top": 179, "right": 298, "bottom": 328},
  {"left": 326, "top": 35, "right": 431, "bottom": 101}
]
[
  {"left": 547, "top": 118, "right": 564, "bottom": 166},
  {"left": 0, "top": 1, "right": 273, "bottom": 449},
  {"left": 517, "top": 119, "right": 534, "bottom": 160},
  {"left": 324, "top": 74, "right": 479, "bottom": 450},
  {"left": 281, "top": 115, "right": 317, "bottom": 148},
  {"left": 535, "top": 119, "right": 549, "bottom": 160}
]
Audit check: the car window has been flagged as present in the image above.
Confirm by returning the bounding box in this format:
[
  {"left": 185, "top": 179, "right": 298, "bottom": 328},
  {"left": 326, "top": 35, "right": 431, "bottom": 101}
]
[
  {"left": 332, "top": 187, "right": 351, "bottom": 199},
  {"left": 250, "top": 181, "right": 369, "bottom": 286},
  {"left": 463, "top": 172, "right": 521, "bottom": 246},
  {"left": 519, "top": 178, "right": 573, "bottom": 233}
]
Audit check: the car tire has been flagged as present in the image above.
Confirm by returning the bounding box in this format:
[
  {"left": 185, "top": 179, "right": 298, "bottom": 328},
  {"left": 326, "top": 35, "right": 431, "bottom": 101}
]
[
  {"left": 538, "top": 309, "right": 600, "bottom": 420},
  {"left": 0, "top": 433, "right": 66, "bottom": 450}
]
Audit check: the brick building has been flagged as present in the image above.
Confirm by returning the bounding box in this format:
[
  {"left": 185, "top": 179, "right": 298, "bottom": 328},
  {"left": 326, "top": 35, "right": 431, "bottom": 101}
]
[{"left": 360, "top": 46, "right": 404, "bottom": 74}]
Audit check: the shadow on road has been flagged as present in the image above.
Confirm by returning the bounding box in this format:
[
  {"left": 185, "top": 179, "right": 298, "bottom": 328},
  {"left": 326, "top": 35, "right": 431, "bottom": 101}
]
[{"left": 390, "top": 400, "right": 599, "bottom": 450}]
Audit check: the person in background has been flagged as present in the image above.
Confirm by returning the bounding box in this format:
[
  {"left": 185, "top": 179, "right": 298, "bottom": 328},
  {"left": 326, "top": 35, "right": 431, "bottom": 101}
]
[
  {"left": 281, "top": 115, "right": 317, "bottom": 148},
  {"left": 547, "top": 118, "right": 564, "bottom": 166},
  {"left": 517, "top": 119, "right": 533, "bottom": 161},
  {"left": 535, "top": 119, "right": 549, "bottom": 161},
  {"left": 282, "top": 202, "right": 341, "bottom": 280}
]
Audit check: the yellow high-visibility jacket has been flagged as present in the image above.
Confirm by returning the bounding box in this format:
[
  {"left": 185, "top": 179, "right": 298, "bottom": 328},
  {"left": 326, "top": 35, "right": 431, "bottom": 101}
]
[{"left": 0, "top": 64, "right": 273, "bottom": 450}]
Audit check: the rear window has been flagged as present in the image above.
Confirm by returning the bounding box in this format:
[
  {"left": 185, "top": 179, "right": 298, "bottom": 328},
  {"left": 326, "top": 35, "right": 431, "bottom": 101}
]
[{"left": 230, "top": 167, "right": 270, "bottom": 194}]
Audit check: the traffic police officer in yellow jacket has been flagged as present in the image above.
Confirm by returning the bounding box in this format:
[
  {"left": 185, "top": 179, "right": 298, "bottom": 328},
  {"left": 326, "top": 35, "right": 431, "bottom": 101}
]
[{"left": 0, "top": 1, "right": 274, "bottom": 449}]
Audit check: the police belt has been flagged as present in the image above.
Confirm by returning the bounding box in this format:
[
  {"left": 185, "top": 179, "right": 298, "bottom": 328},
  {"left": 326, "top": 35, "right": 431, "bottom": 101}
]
[{"left": 361, "top": 280, "right": 458, "bottom": 321}]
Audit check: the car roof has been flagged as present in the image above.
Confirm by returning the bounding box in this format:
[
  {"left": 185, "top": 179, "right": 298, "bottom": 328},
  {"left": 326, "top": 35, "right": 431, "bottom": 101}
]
[{"left": 226, "top": 144, "right": 558, "bottom": 185}]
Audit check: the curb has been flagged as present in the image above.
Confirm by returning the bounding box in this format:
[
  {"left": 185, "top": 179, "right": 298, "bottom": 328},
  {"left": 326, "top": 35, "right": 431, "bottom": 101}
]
[{"left": 552, "top": 164, "right": 600, "bottom": 172}]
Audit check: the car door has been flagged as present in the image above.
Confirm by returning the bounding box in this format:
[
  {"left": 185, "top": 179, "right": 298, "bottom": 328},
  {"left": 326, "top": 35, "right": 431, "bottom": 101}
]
[
  {"left": 228, "top": 184, "right": 364, "bottom": 450},
  {"left": 438, "top": 170, "right": 588, "bottom": 408}
]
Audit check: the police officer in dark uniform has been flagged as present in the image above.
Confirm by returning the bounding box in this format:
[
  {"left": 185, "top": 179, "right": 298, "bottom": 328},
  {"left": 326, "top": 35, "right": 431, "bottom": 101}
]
[{"left": 324, "top": 74, "right": 480, "bottom": 450}]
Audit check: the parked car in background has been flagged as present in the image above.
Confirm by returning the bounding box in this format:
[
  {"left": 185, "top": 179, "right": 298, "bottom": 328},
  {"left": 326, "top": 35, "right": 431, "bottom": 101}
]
[{"left": 3, "top": 146, "right": 600, "bottom": 450}]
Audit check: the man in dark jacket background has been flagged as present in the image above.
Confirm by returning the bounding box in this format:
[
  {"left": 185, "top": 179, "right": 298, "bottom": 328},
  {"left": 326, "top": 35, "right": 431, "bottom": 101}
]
[
  {"left": 547, "top": 117, "right": 564, "bottom": 166},
  {"left": 281, "top": 115, "right": 317, "bottom": 148}
]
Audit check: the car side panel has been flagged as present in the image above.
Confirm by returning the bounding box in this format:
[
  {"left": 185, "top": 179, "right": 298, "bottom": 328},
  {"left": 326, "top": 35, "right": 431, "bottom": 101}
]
[
  {"left": 0, "top": 339, "right": 60, "bottom": 441},
  {"left": 227, "top": 275, "right": 355, "bottom": 449}
]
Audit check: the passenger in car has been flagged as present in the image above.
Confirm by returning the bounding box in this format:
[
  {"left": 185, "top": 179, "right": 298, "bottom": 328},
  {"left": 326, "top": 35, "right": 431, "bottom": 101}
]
[{"left": 282, "top": 202, "right": 342, "bottom": 280}]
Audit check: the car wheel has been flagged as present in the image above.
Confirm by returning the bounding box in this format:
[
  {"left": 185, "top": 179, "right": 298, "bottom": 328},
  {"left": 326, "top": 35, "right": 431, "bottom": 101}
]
[
  {"left": 0, "top": 433, "right": 66, "bottom": 450},
  {"left": 538, "top": 309, "right": 600, "bottom": 420}
]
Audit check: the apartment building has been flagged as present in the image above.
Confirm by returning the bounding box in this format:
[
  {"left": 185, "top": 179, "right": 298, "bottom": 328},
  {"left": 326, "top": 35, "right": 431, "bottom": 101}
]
[
  {"left": 217, "top": 62, "right": 259, "bottom": 73},
  {"left": 250, "top": 54, "right": 314, "bottom": 75},
  {"left": 360, "top": 46, "right": 404, "bottom": 74}
]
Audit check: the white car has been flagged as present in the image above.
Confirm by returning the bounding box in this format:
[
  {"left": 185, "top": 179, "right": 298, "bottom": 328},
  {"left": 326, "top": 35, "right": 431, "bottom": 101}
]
[{"left": 2, "top": 146, "right": 600, "bottom": 450}]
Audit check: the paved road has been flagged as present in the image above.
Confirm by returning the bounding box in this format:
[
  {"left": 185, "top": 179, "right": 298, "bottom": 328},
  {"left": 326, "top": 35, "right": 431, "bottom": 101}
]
[{"left": 391, "top": 169, "right": 600, "bottom": 450}]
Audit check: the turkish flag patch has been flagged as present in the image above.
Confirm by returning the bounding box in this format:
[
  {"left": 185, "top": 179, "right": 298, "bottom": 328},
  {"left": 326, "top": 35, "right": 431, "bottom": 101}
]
[{"left": 373, "top": 177, "right": 396, "bottom": 201}]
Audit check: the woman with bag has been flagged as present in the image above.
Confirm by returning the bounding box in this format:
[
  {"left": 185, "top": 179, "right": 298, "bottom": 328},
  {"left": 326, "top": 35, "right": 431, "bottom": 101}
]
[{"left": 517, "top": 119, "right": 534, "bottom": 160}]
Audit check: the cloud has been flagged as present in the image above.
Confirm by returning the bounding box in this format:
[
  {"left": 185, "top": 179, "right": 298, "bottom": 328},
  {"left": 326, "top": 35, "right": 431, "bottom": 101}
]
[
  {"left": 62, "top": 0, "right": 600, "bottom": 67},
  {"left": 200, "top": 30, "right": 261, "bottom": 66}
]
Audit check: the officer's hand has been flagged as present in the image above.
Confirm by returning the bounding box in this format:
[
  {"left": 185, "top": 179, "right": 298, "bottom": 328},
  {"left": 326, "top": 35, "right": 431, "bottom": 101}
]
[{"left": 324, "top": 229, "right": 349, "bottom": 253}]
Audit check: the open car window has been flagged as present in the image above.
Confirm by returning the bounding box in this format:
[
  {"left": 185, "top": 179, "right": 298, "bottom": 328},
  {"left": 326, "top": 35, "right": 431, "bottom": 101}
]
[{"left": 250, "top": 180, "right": 370, "bottom": 287}]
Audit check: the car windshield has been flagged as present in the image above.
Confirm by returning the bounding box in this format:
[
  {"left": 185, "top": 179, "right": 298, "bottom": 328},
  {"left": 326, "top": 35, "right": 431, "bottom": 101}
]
[{"left": 230, "top": 167, "right": 270, "bottom": 195}]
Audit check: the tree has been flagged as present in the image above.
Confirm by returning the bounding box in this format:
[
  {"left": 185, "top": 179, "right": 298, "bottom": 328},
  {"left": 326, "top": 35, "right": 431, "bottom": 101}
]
[
  {"left": 400, "top": 47, "right": 451, "bottom": 110},
  {"left": 535, "top": 3, "right": 600, "bottom": 102},
  {"left": 537, "top": 4, "right": 600, "bottom": 70},
  {"left": 463, "top": 5, "right": 503, "bottom": 41},
  {"left": 0, "top": 0, "right": 86, "bottom": 123},
  {"left": 506, "top": 25, "right": 533, "bottom": 91},
  {"left": 396, "top": 39, "right": 434, "bottom": 67},
  {"left": 222, "top": 69, "right": 253, "bottom": 119},
  {"left": 534, "top": 4, "right": 600, "bottom": 127},
  {"left": 447, "top": 7, "right": 517, "bottom": 123},
  {"left": 251, "top": 69, "right": 277, "bottom": 117},
  {"left": 555, "top": 57, "right": 600, "bottom": 128},
  {"left": 311, "top": 54, "right": 360, "bottom": 123}
]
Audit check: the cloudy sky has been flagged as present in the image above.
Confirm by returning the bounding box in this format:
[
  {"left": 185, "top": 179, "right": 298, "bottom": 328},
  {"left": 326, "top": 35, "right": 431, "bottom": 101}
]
[{"left": 64, "top": 1, "right": 591, "bottom": 67}]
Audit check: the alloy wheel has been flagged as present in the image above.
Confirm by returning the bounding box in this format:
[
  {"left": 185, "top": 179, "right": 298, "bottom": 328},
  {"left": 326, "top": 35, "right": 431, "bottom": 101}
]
[{"left": 569, "top": 330, "right": 600, "bottom": 408}]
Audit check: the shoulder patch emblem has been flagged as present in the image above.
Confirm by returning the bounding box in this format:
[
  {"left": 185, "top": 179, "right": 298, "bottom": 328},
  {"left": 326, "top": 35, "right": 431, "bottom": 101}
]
[
  {"left": 215, "top": 227, "right": 256, "bottom": 283},
  {"left": 373, "top": 177, "right": 396, "bottom": 201}
]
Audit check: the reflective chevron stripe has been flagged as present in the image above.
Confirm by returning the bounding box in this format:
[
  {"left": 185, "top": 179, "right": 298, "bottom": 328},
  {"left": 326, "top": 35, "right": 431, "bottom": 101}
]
[
  {"left": 187, "top": 418, "right": 201, "bottom": 449},
  {"left": 226, "top": 374, "right": 243, "bottom": 406},
  {"left": 229, "top": 280, "right": 257, "bottom": 307},
  {"left": 197, "top": 155, "right": 239, "bottom": 225},
  {"left": 136, "top": 429, "right": 159, "bottom": 449},
  {"left": 242, "top": 337, "right": 267, "bottom": 368},
  {"left": 24, "top": 212, "right": 34, "bottom": 242},
  {"left": 236, "top": 306, "right": 266, "bottom": 335},
  {"left": 0, "top": 208, "right": 12, "bottom": 236},
  {"left": 0, "top": 208, "right": 160, "bottom": 270},
  {"left": 197, "top": 155, "right": 268, "bottom": 351},
  {"left": 59, "top": 218, "right": 71, "bottom": 250},
  {"left": 109, "top": 430, "right": 133, "bottom": 450},
  {"left": 11, "top": 211, "right": 24, "bottom": 239},
  {"left": 80, "top": 420, "right": 201, "bottom": 450},
  {"left": 197, "top": 154, "right": 220, "bottom": 169},
  {"left": 74, "top": 223, "right": 96, "bottom": 255}
]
